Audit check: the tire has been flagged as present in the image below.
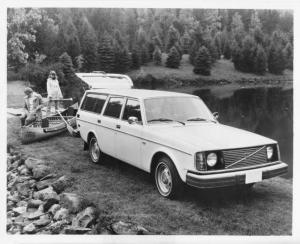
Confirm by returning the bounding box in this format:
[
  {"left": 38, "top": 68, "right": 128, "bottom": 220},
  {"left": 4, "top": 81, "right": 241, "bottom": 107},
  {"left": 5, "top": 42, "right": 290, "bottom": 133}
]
[
  {"left": 154, "top": 156, "right": 183, "bottom": 199},
  {"left": 88, "top": 136, "right": 102, "bottom": 164}
]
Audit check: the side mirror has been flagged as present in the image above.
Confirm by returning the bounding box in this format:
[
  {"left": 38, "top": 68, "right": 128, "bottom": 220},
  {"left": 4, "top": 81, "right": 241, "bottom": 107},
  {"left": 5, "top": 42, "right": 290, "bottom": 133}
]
[
  {"left": 128, "top": 116, "right": 138, "bottom": 124},
  {"left": 213, "top": 112, "right": 219, "bottom": 120}
]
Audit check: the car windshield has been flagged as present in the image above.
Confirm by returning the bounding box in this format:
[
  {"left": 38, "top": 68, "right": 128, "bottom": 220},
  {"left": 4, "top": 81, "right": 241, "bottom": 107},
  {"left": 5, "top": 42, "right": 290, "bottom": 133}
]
[{"left": 144, "top": 96, "right": 215, "bottom": 124}]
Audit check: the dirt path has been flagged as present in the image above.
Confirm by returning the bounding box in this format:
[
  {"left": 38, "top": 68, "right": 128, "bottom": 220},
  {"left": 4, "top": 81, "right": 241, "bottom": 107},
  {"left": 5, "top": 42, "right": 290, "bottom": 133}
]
[{"left": 7, "top": 80, "right": 293, "bottom": 235}]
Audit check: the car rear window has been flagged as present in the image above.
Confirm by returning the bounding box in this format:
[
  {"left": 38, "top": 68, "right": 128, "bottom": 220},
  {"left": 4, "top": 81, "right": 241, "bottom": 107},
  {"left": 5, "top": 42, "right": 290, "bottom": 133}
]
[
  {"left": 103, "top": 97, "right": 125, "bottom": 118},
  {"left": 81, "top": 93, "right": 107, "bottom": 114},
  {"left": 122, "top": 99, "right": 142, "bottom": 122}
]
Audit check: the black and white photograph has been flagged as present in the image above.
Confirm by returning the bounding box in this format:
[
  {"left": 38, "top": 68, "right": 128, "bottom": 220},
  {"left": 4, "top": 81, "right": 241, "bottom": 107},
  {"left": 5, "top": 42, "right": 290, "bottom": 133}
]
[{"left": 2, "top": 0, "right": 299, "bottom": 243}]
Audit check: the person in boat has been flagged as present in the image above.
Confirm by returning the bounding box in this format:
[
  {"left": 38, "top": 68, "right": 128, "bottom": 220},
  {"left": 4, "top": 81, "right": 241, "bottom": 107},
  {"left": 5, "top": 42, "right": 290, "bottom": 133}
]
[
  {"left": 21, "top": 87, "right": 43, "bottom": 126},
  {"left": 47, "top": 70, "right": 63, "bottom": 114}
]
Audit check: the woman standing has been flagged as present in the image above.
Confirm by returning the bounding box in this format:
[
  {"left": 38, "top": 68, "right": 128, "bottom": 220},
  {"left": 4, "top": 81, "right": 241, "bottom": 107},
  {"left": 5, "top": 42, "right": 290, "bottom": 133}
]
[{"left": 47, "top": 70, "right": 63, "bottom": 114}]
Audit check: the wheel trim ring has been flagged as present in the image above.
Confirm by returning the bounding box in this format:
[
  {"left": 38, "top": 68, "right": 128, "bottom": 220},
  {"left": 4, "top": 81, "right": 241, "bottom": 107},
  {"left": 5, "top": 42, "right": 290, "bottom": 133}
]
[
  {"left": 155, "top": 162, "right": 172, "bottom": 196},
  {"left": 90, "top": 138, "right": 100, "bottom": 162}
]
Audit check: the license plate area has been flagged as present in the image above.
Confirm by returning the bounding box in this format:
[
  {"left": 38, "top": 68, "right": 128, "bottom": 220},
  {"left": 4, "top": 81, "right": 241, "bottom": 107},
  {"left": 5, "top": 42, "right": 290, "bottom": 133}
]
[{"left": 245, "top": 170, "right": 262, "bottom": 184}]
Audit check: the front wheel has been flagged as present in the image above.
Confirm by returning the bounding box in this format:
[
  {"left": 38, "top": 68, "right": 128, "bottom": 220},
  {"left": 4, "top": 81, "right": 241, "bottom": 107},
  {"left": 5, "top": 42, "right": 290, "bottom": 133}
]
[
  {"left": 89, "top": 136, "right": 102, "bottom": 164},
  {"left": 154, "top": 157, "right": 183, "bottom": 199}
]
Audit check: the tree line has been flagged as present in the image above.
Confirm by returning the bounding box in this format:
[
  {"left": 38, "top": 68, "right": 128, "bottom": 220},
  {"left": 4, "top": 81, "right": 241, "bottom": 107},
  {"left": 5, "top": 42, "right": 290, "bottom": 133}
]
[{"left": 8, "top": 8, "right": 293, "bottom": 78}]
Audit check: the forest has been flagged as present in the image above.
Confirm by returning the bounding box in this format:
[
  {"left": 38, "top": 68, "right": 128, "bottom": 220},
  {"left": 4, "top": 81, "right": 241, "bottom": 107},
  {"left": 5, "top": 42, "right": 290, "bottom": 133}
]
[{"left": 7, "top": 8, "right": 293, "bottom": 91}]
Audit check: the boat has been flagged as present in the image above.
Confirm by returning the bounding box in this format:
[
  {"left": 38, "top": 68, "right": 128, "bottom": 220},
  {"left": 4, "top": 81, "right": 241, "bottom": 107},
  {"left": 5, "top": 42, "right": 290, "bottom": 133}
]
[{"left": 20, "top": 104, "right": 78, "bottom": 144}]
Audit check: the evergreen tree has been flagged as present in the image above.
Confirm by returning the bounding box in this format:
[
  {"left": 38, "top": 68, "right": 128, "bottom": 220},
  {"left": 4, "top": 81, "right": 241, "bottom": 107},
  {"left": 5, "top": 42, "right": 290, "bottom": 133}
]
[
  {"left": 268, "top": 42, "right": 286, "bottom": 74},
  {"left": 189, "top": 41, "right": 199, "bottom": 65},
  {"left": 153, "top": 46, "right": 162, "bottom": 65},
  {"left": 140, "top": 44, "right": 150, "bottom": 64},
  {"left": 181, "top": 31, "right": 191, "bottom": 54},
  {"left": 131, "top": 47, "right": 141, "bottom": 69},
  {"left": 166, "top": 46, "right": 180, "bottom": 68},
  {"left": 114, "top": 46, "right": 131, "bottom": 73},
  {"left": 283, "top": 42, "right": 293, "bottom": 70},
  {"left": 59, "top": 52, "right": 75, "bottom": 78},
  {"left": 193, "top": 46, "right": 211, "bottom": 75},
  {"left": 240, "top": 35, "right": 257, "bottom": 72},
  {"left": 231, "top": 41, "right": 243, "bottom": 71},
  {"left": 231, "top": 12, "right": 245, "bottom": 46},
  {"left": 166, "top": 25, "right": 180, "bottom": 52},
  {"left": 254, "top": 45, "right": 267, "bottom": 75},
  {"left": 97, "top": 32, "right": 115, "bottom": 72}
]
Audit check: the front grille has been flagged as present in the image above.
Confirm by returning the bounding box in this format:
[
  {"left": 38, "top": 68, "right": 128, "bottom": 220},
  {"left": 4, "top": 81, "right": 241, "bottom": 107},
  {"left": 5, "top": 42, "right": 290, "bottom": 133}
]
[{"left": 223, "top": 146, "right": 267, "bottom": 169}]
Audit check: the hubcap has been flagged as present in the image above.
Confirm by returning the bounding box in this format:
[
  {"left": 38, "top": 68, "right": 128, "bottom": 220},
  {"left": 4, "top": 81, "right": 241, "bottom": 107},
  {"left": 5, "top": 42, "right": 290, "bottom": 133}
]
[
  {"left": 90, "top": 138, "right": 100, "bottom": 162},
  {"left": 156, "top": 162, "right": 172, "bottom": 196}
]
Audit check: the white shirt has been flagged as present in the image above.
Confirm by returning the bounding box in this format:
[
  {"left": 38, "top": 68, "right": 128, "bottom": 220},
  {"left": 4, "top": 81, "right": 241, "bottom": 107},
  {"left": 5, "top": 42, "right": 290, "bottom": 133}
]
[{"left": 47, "top": 78, "right": 63, "bottom": 99}]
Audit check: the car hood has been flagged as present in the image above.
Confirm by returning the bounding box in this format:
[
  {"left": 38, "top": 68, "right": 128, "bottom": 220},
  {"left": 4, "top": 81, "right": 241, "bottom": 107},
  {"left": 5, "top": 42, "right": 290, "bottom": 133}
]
[{"left": 149, "top": 122, "right": 276, "bottom": 152}]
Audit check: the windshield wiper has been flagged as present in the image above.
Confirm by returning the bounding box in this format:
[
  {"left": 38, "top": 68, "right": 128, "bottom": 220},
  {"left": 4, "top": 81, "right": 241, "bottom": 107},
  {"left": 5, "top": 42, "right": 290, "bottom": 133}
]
[
  {"left": 187, "top": 117, "right": 216, "bottom": 123},
  {"left": 148, "top": 118, "right": 185, "bottom": 125}
]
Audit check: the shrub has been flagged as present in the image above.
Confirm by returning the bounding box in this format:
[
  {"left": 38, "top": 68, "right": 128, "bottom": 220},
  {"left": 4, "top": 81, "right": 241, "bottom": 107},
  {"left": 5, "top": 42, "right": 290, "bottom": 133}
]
[
  {"left": 165, "top": 46, "right": 180, "bottom": 68},
  {"left": 193, "top": 46, "right": 211, "bottom": 75}
]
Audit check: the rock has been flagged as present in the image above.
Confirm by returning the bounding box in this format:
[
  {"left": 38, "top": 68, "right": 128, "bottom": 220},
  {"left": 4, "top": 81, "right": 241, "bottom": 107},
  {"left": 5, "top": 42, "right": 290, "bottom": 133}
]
[
  {"left": 28, "top": 179, "right": 36, "bottom": 188},
  {"left": 16, "top": 182, "right": 31, "bottom": 197},
  {"left": 16, "top": 176, "right": 31, "bottom": 183},
  {"left": 17, "top": 164, "right": 27, "bottom": 173},
  {"left": 24, "top": 157, "right": 46, "bottom": 170},
  {"left": 33, "top": 214, "right": 51, "bottom": 227},
  {"left": 7, "top": 218, "right": 13, "bottom": 230},
  {"left": 27, "top": 199, "right": 43, "bottom": 209},
  {"left": 16, "top": 200, "right": 27, "bottom": 207},
  {"left": 54, "top": 208, "right": 69, "bottom": 221},
  {"left": 47, "top": 220, "right": 69, "bottom": 234},
  {"left": 8, "top": 192, "right": 20, "bottom": 203},
  {"left": 60, "top": 193, "right": 89, "bottom": 214},
  {"left": 19, "top": 166, "right": 30, "bottom": 176},
  {"left": 35, "top": 178, "right": 55, "bottom": 191},
  {"left": 12, "top": 206, "right": 27, "bottom": 216},
  {"left": 32, "top": 165, "right": 51, "bottom": 179},
  {"left": 23, "top": 223, "right": 36, "bottom": 234},
  {"left": 98, "top": 227, "right": 113, "bottom": 235},
  {"left": 110, "top": 221, "right": 149, "bottom": 235},
  {"left": 48, "top": 204, "right": 61, "bottom": 215},
  {"left": 40, "top": 173, "right": 57, "bottom": 181},
  {"left": 33, "top": 187, "right": 59, "bottom": 201},
  {"left": 43, "top": 198, "right": 59, "bottom": 212},
  {"left": 52, "top": 175, "right": 70, "bottom": 193},
  {"left": 14, "top": 215, "right": 25, "bottom": 226},
  {"left": 72, "top": 206, "right": 97, "bottom": 228},
  {"left": 64, "top": 226, "right": 91, "bottom": 234},
  {"left": 7, "top": 201, "right": 15, "bottom": 211},
  {"left": 25, "top": 210, "right": 45, "bottom": 220}
]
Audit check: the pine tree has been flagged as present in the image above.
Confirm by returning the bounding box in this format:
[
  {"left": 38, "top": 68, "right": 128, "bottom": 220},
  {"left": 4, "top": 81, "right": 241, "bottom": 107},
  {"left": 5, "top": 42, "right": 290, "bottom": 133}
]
[
  {"left": 283, "top": 42, "right": 293, "bottom": 70},
  {"left": 153, "top": 46, "right": 162, "bottom": 65},
  {"left": 268, "top": 42, "right": 286, "bottom": 74},
  {"left": 97, "top": 33, "right": 115, "bottom": 72},
  {"left": 231, "top": 41, "right": 243, "bottom": 71},
  {"left": 189, "top": 41, "right": 199, "bottom": 65},
  {"left": 240, "top": 35, "right": 257, "bottom": 72},
  {"left": 166, "top": 46, "right": 180, "bottom": 68},
  {"left": 140, "top": 44, "right": 149, "bottom": 64},
  {"left": 114, "top": 45, "right": 131, "bottom": 73},
  {"left": 181, "top": 31, "right": 191, "bottom": 54},
  {"left": 131, "top": 47, "right": 141, "bottom": 69},
  {"left": 59, "top": 52, "right": 75, "bottom": 78},
  {"left": 166, "top": 25, "right": 180, "bottom": 52},
  {"left": 254, "top": 45, "right": 267, "bottom": 75},
  {"left": 193, "top": 46, "right": 211, "bottom": 75}
]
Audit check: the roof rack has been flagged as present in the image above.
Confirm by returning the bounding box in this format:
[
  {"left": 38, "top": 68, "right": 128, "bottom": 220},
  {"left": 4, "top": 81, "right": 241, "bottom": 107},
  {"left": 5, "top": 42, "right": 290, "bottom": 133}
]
[{"left": 92, "top": 71, "right": 106, "bottom": 74}]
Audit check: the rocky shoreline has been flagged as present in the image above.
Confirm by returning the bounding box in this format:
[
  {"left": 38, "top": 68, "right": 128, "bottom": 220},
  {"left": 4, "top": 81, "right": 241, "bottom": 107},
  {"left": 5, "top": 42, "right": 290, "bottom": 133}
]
[{"left": 7, "top": 145, "right": 150, "bottom": 235}]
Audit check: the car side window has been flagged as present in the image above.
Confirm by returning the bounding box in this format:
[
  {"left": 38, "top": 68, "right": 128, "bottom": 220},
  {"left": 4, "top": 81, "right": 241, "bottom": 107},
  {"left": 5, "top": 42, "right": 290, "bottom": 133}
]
[
  {"left": 81, "top": 93, "right": 107, "bottom": 114},
  {"left": 122, "top": 99, "right": 142, "bottom": 123},
  {"left": 103, "top": 97, "right": 125, "bottom": 118}
]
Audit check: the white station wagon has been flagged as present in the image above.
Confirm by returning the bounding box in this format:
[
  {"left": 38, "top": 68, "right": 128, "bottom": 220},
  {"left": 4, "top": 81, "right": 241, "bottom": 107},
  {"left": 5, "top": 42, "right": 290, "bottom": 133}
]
[{"left": 76, "top": 88, "right": 288, "bottom": 198}]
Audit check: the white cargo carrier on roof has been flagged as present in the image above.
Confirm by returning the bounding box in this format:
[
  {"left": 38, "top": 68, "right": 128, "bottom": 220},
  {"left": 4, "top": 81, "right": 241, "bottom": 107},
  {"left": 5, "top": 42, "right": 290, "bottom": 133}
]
[{"left": 76, "top": 71, "right": 133, "bottom": 89}]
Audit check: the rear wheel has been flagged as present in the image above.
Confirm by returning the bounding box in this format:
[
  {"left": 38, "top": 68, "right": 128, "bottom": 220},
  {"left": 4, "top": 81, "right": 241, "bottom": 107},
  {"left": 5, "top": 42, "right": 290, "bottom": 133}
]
[
  {"left": 154, "top": 156, "right": 183, "bottom": 199},
  {"left": 89, "top": 136, "right": 102, "bottom": 164}
]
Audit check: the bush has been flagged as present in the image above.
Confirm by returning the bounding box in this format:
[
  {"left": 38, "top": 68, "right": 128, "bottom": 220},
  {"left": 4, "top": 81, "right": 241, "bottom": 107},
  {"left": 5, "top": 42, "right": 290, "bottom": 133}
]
[
  {"left": 193, "top": 46, "right": 211, "bottom": 76},
  {"left": 165, "top": 46, "right": 180, "bottom": 68}
]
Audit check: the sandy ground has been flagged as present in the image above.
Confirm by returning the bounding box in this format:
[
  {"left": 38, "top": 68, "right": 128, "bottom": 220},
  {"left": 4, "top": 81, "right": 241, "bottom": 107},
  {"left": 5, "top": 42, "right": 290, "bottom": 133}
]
[{"left": 7, "top": 80, "right": 293, "bottom": 235}]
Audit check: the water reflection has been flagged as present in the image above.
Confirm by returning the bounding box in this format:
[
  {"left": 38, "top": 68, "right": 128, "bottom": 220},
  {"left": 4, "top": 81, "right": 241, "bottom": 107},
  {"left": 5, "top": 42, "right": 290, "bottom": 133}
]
[{"left": 193, "top": 87, "right": 293, "bottom": 178}]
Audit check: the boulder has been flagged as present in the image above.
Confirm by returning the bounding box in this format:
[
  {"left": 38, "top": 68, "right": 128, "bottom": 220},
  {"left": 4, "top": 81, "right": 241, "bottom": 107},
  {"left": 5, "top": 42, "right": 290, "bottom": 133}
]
[
  {"left": 19, "top": 166, "right": 30, "bottom": 176},
  {"left": 35, "top": 178, "right": 55, "bottom": 191},
  {"left": 23, "top": 223, "right": 36, "bottom": 234},
  {"left": 110, "top": 221, "right": 149, "bottom": 235},
  {"left": 7, "top": 218, "right": 13, "bottom": 230},
  {"left": 54, "top": 207, "right": 69, "bottom": 221},
  {"left": 27, "top": 199, "right": 43, "bottom": 209},
  {"left": 64, "top": 226, "right": 91, "bottom": 234},
  {"left": 51, "top": 176, "right": 70, "bottom": 193},
  {"left": 33, "top": 214, "right": 51, "bottom": 227},
  {"left": 48, "top": 204, "right": 61, "bottom": 215},
  {"left": 25, "top": 210, "right": 45, "bottom": 220},
  {"left": 24, "top": 157, "right": 46, "bottom": 170},
  {"left": 12, "top": 206, "right": 27, "bottom": 216},
  {"left": 14, "top": 215, "right": 25, "bottom": 226},
  {"left": 8, "top": 191, "right": 20, "bottom": 203},
  {"left": 43, "top": 198, "right": 59, "bottom": 212},
  {"left": 40, "top": 173, "right": 57, "bottom": 181},
  {"left": 7, "top": 201, "right": 14, "bottom": 211},
  {"left": 16, "top": 182, "right": 31, "bottom": 197},
  {"left": 32, "top": 165, "right": 52, "bottom": 180},
  {"left": 72, "top": 206, "right": 97, "bottom": 228},
  {"left": 16, "top": 200, "right": 27, "bottom": 207},
  {"left": 60, "top": 193, "right": 89, "bottom": 214},
  {"left": 16, "top": 176, "right": 31, "bottom": 183},
  {"left": 47, "top": 220, "right": 69, "bottom": 234},
  {"left": 33, "top": 187, "right": 59, "bottom": 201}
]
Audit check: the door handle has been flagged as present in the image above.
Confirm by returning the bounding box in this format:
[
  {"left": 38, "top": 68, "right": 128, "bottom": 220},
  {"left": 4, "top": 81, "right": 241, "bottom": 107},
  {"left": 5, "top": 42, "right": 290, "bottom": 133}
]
[
  {"left": 97, "top": 119, "right": 101, "bottom": 124},
  {"left": 116, "top": 124, "right": 121, "bottom": 129},
  {"left": 76, "top": 114, "right": 80, "bottom": 118}
]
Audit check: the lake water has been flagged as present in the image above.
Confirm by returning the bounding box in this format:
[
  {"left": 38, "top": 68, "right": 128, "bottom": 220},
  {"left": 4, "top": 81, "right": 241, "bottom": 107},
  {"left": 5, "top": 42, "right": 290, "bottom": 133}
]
[{"left": 193, "top": 87, "right": 293, "bottom": 178}]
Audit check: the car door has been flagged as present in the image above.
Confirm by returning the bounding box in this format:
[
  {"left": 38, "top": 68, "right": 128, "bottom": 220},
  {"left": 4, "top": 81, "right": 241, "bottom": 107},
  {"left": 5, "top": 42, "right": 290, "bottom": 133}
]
[
  {"left": 101, "top": 96, "right": 125, "bottom": 157},
  {"left": 115, "top": 98, "right": 143, "bottom": 168}
]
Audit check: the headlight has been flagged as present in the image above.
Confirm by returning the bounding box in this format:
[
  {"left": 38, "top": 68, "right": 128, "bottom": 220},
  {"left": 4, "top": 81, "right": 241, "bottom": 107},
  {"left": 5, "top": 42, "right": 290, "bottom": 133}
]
[
  {"left": 207, "top": 152, "right": 217, "bottom": 167},
  {"left": 266, "top": 146, "right": 274, "bottom": 160}
]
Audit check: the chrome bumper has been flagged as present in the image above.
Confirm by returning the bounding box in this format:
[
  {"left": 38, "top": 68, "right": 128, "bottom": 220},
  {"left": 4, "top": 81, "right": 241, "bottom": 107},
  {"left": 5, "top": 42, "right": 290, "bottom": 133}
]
[{"left": 186, "top": 161, "right": 288, "bottom": 189}]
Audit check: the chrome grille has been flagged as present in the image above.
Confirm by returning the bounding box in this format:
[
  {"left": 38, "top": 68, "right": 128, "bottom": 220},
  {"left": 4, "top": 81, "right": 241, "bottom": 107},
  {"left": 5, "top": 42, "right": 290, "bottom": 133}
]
[{"left": 223, "top": 146, "right": 267, "bottom": 169}]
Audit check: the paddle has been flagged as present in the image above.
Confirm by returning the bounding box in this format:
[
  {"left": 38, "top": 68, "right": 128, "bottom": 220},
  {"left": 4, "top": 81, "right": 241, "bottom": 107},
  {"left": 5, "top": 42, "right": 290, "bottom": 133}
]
[
  {"left": 56, "top": 110, "right": 79, "bottom": 137},
  {"left": 48, "top": 98, "right": 73, "bottom": 102}
]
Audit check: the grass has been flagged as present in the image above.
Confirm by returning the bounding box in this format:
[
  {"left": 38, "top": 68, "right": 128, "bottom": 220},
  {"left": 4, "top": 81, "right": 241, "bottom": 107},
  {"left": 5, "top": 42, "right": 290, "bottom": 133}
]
[{"left": 7, "top": 114, "right": 292, "bottom": 235}]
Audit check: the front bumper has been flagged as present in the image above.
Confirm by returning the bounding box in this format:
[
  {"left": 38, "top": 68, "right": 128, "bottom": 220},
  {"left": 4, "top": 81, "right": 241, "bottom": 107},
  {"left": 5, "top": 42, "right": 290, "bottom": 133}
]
[{"left": 186, "top": 161, "right": 288, "bottom": 189}]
